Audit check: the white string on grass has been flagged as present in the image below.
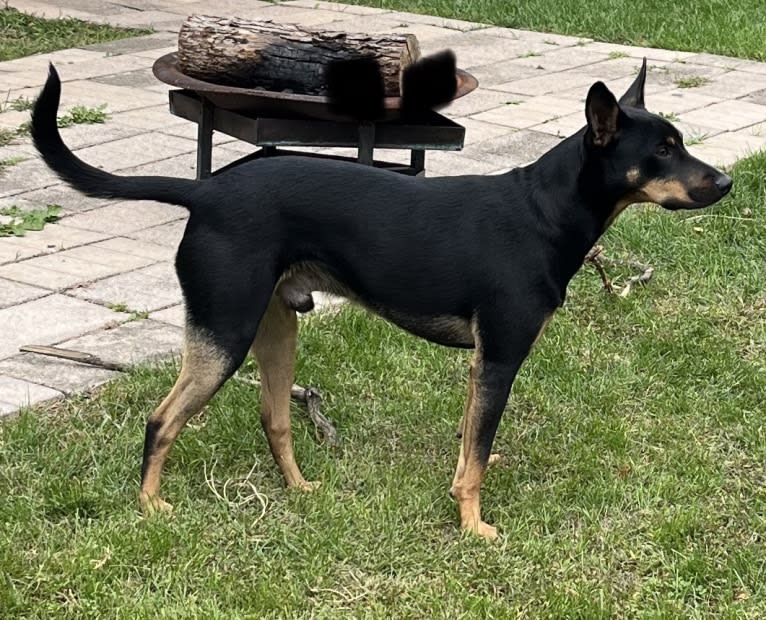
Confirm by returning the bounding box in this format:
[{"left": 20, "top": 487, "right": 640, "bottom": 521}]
[{"left": 203, "top": 459, "right": 268, "bottom": 526}]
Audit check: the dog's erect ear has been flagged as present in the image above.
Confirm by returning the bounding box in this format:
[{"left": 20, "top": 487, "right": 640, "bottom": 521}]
[
  {"left": 618, "top": 57, "right": 647, "bottom": 109},
  {"left": 585, "top": 81, "right": 620, "bottom": 147}
]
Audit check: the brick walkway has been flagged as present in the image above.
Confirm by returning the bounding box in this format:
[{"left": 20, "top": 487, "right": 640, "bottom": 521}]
[{"left": 1, "top": 0, "right": 766, "bottom": 414}]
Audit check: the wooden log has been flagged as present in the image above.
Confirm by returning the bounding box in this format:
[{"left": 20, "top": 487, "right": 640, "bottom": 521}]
[{"left": 177, "top": 14, "right": 421, "bottom": 96}]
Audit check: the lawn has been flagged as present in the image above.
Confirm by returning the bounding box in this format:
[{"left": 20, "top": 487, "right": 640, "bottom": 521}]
[
  {"left": 339, "top": 0, "right": 766, "bottom": 61},
  {"left": 0, "top": 7, "right": 149, "bottom": 62},
  {"left": 2, "top": 148, "right": 765, "bottom": 616}
]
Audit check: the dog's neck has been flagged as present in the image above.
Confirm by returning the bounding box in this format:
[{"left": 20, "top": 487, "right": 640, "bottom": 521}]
[{"left": 506, "top": 130, "right": 628, "bottom": 291}]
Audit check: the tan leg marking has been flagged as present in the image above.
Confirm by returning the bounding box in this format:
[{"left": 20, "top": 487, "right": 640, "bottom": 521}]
[
  {"left": 253, "top": 294, "right": 317, "bottom": 492},
  {"left": 139, "top": 330, "right": 230, "bottom": 514},
  {"left": 450, "top": 352, "right": 497, "bottom": 539},
  {"left": 451, "top": 359, "right": 474, "bottom": 491}
]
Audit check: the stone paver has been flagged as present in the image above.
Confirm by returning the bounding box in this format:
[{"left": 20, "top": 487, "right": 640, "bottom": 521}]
[
  {"left": 0, "top": 375, "right": 62, "bottom": 415},
  {"left": 59, "top": 319, "right": 183, "bottom": 366},
  {"left": 0, "top": 225, "right": 108, "bottom": 264},
  {"left": 0, "top": 278, "right": 49, "bottom": 309},
  {"left": 150, "top": 304, "right": 185, "bottom": 328},
  {"left": 61, "top": 200, "right": 187, "bottom": 235},
  {"left": 0, "top": 294, "right": 119, "bottom": 360},
  {"left": 67, "top": 261, "right": 183, "bottom": 311},
  {"left": 1, "top": 0, "right": 765, "bottom": 414},
  {"left": 0, "top": 353, "right": 117, "bottom": 397}
]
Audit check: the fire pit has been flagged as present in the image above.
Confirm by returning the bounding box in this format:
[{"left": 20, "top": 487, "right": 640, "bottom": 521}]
[{"left": 152, "top": 52, "right": 478, "bottom": 179}]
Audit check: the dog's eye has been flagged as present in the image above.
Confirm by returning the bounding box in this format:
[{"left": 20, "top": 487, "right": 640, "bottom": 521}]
[{"left": 656, "top": 145, "right": 671, "bottom": 157}]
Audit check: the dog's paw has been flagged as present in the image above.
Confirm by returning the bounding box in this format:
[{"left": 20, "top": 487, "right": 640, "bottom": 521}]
[
  {"left": 290, "top": 480, "right": 321, "bottom": 493},
  {"left": 462, "top": 519, "right": 498, "bottom": 540},
  {"left": 139, "top": 492, "right": 174, "bottom": 515}
]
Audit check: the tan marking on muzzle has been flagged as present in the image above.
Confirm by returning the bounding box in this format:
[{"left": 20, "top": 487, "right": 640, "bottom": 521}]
[
  {"left": 639, "top": 179, "right": 691, "bottom": 204},
  {"left": 626, "top": 166, "right": 640, "bottom": 184}
]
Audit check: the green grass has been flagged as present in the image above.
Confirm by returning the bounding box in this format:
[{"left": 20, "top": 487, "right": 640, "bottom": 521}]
[
  {"left": 675, "top": 75, "right": 711, "bottom": 88},
  {"left": 2, "top": 103, "right": 108, "bottom": 146},
  {"left": 0, "top": 7, "right": 150, "bottom": 62},
  {"left": 0, "top": 204, "right": 61, "bottom": 236},
  {"left": 56, "top": 104, "right": 108, "bottom": 128},
  {"left": 338, "top": 0, "right": 766, "bottom": 61},
  {"left": 659, "top": 111, "right": 681, "bottom": 122},
  {"left": 0, "top": 155, "right": 22, "bottom": 174},
  {"left": 1, "top": 95, "right": 34, "bottom": 113},
  {"left": 2, "top": 151, "right": 766, "bottom": 617}
]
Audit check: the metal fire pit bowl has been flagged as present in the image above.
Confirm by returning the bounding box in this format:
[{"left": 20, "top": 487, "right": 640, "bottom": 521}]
[{"left": 152, "top": 52, "right": 479, "bottom": 122}]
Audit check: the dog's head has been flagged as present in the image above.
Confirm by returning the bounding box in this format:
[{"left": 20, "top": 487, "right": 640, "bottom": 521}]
[{"left": 583, "top": 59, "right": 732, "bottom": 212}]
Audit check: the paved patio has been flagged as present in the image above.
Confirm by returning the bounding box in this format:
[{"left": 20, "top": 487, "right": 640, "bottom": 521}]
[{"left": 1, "top": 0, "right": 766, "bottom": 415}]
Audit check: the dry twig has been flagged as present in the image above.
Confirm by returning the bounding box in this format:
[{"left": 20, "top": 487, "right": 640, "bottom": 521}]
[{"left": 583, "top": 245, "right": 653, "bottom": 296}]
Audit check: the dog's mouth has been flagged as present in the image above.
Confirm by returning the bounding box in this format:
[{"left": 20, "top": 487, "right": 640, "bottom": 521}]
[{"left": 660, "top": 175, "right": 733, "bottom": 211}]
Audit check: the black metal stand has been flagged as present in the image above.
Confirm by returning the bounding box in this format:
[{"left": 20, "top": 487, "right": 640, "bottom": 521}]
[{"left": 167, "top": 90, "right": 466, "bottom": 180}]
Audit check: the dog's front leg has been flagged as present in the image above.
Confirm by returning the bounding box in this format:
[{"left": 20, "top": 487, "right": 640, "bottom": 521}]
[
  {"left": 450, "top": 355, "right": 516, "bottom": 538},
  {"left": 450, "top": 313, "right": 545, "bottom": 538}
]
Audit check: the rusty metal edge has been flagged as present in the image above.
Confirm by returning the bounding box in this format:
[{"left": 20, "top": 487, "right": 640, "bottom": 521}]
[{"left": 152, "top": 52, "right": 479, "bottom": 117}]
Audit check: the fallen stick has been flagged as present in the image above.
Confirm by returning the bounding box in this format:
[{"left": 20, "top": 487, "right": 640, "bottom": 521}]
[
  {"left": 20, "top": 344, "right": 128, "bottom": 371},
  {"left": 584, "top": 245, "right": 614, "bottom": 293},
  {"left": 233, "top": 376, "right": 338, "bottom": 447},
  {"left": 19, "top": 344, "right": 339, "bottom": 446},
  {"left": 583, "top": 245, "right": 653, "bottom": 296}
]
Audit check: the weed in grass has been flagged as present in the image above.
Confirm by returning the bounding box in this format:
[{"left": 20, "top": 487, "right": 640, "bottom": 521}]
[
  {"left": 0, "top": 94, "right": 35, "bottom": 113},
  {"left": 0, "top": 127, "right": 14, "bottom": 146},
  {"left": 676, "top": 75, "right": 710, "bottom": 88},
  {"left": 14, "top": 120, "right": 30, "bottom": 137},
  {"left": 658, "top": 111, "right": 680, "bottom": 122},
  {"left": 0, "top": 155, "right": 22, "bottom": 174},
  {"left": 4, "top": 104, "right": 108, "bottom": 146},
  {"left": 9, "top": 95, "right": 33, "bottom": 111},
  {"left": 107, "top": 303, "right": 149, "bottom": 321},
  {"left": 58, "top": 104, "right": 108, "bottom": 127},
  {"left": 0, "top": 204, "right": 61, "bottom": 236},
  {"left": 685, "top": 132, "right": 709, "bottom": 146}
]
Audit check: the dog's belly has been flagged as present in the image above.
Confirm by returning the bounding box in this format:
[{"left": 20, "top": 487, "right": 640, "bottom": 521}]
[
  {"left": 276, "top": 263, "right": 475, "bottom": 348},
  {"left": 373, "top": 308, "right": 475, "bottom": 348}
]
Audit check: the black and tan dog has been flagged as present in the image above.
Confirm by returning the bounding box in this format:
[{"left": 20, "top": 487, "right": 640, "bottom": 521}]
[{"left": 30, "top": 57, "right": 731, "bottom": 538}]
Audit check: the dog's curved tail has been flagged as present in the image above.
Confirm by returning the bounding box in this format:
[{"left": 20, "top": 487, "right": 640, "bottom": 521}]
[{"left": 31, "top": 64, "right": 197, "bottom": 208}]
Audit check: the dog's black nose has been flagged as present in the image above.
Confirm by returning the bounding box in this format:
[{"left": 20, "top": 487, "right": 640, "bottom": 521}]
[{"left": 715, "top": 174, "right": 733, "bottom": 195}]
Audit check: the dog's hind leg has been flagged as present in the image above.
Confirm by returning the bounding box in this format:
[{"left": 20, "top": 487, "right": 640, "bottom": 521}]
[
  {"left": 138, "top": 248, "right": 275, "bottom": 513},
  {"left": 139, "top": 326, "right": 247, "bottom": 513},
  {"left": 253, "top": 294, "right": 318, "bottom": 491}
]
